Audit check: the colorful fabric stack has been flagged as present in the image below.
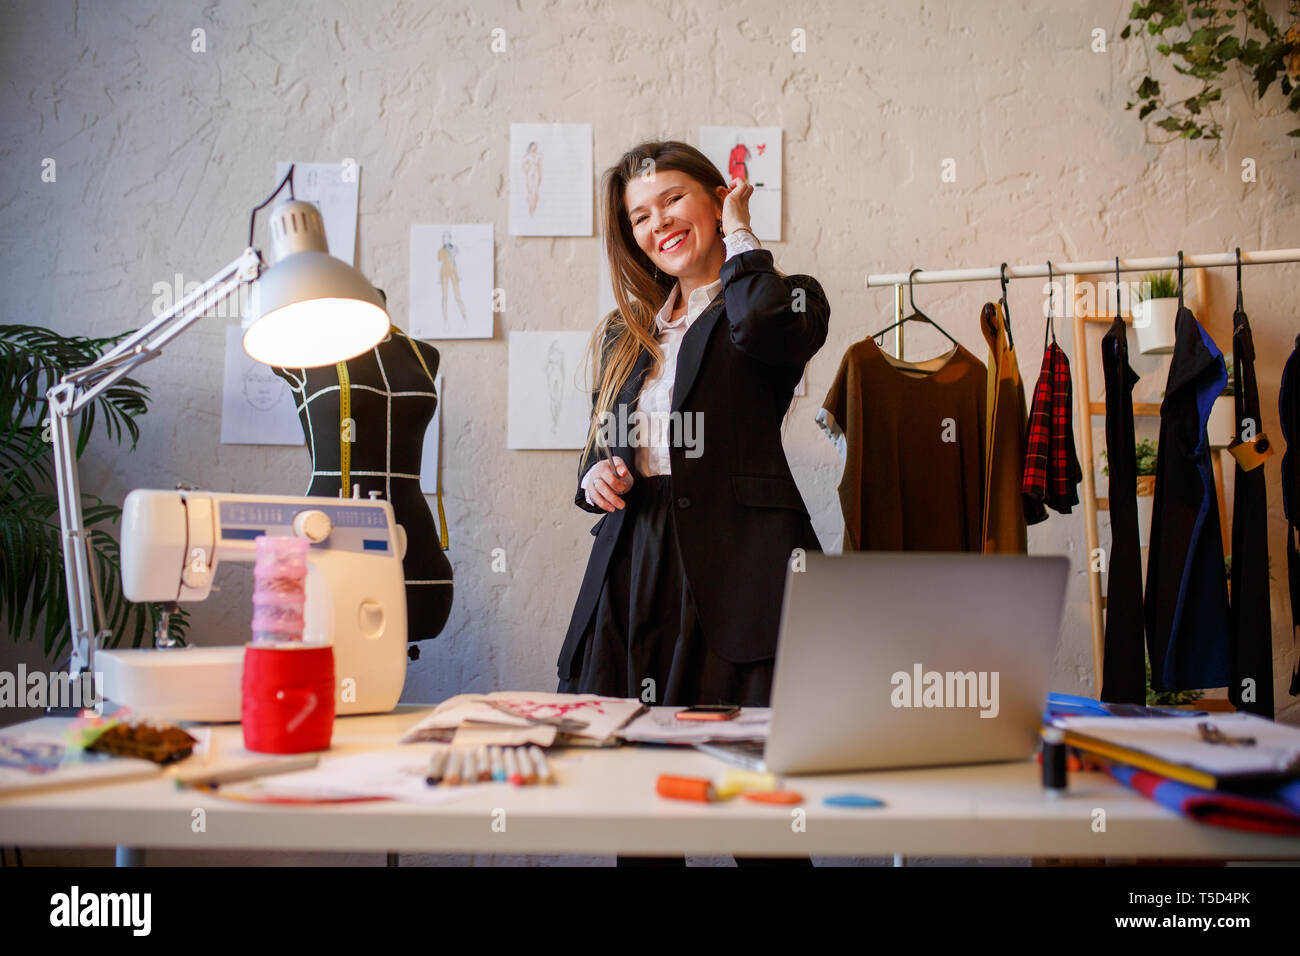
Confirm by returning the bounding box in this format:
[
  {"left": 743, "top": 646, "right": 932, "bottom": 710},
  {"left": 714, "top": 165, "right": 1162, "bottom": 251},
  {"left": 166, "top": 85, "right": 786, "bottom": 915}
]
[{"left": 1108, "top": 763, "right": 1300, "bottom": 836}]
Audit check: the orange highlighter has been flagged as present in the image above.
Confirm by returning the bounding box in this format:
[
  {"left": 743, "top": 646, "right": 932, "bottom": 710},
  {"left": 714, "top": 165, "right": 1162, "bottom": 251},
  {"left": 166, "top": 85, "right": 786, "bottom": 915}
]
[{"left": 656, "top": 775, "right": 717, "bottom": 802}]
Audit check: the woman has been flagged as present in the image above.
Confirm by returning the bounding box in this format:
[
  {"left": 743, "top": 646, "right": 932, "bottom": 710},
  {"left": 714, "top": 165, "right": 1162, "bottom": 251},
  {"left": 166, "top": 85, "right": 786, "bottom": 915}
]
[{"left": 557, "top": 140, "right": 830, "bottom": 713}]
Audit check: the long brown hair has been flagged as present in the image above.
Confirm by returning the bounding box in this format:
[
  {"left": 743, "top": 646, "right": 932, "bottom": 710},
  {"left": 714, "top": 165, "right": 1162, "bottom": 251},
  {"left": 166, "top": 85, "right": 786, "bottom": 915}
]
[{"left": 579, "top": 140, "right": 728, "bottom": 467}]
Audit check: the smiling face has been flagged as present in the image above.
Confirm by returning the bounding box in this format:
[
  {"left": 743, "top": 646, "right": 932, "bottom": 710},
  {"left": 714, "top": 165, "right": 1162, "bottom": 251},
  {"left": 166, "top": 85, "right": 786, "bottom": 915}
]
[{"left": 624, "top": 169, "right": 724, "bottom": 280}]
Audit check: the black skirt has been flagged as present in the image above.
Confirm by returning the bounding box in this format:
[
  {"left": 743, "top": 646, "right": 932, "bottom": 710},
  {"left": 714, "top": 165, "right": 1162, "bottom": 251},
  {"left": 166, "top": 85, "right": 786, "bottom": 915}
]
[{"left": 558, "top": 475, "right": 775, "bottom": 707}]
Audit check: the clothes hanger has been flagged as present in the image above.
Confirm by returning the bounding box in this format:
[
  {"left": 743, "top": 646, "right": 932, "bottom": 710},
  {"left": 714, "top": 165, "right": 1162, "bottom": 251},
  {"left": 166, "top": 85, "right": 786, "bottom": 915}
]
[
  {"left": 998, "top": 262, "right": 1016, "bottom": 352},
  {"left": 871, "top": 267, "right": 960, "bottom": 353},
  {"left": 1235, "top": 247, "right": 1244, "bottom": 318},
  {"left": 1042, "top": 261, "right": 1057, "bottom": 352},
  {"left": 1176, "top": 249, "right": 1185, "bottom": 311},
  {"left": 1114, "top": 256, "right": 1122, "bottom": 320}
]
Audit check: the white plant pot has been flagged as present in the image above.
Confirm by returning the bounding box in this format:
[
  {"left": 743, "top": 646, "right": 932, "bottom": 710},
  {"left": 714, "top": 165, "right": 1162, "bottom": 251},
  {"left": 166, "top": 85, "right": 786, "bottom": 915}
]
[
  {"left": 1132, "top": 298, "right": 1179, "bottom": 355},
  {"left": 1207, "top": 394, "right": 1235, "bottom": 448},
  {"left": 1136, "top": 490, "right": 1154, "bottom": 548}
]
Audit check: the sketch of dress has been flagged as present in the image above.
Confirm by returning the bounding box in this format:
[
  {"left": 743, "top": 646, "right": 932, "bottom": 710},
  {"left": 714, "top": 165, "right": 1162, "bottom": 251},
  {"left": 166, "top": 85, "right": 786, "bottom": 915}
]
[
  {"left": 728, "top": 137, "right": 751, "bottom": 182},
  {"left": 544, "top": 339, "right": 564, "bottom": 432},
  {"left": 436, "top": 231, "right": 468, "bottom": 322},
  {"left": 523, "top": 141, "right": 543, "bottom": 216}
]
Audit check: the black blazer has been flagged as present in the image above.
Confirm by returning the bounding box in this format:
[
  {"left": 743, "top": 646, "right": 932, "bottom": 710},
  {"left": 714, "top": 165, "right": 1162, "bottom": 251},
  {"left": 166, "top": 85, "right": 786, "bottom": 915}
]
[{"left": 558, "top": 247, "right": 830, "bottom": 677}]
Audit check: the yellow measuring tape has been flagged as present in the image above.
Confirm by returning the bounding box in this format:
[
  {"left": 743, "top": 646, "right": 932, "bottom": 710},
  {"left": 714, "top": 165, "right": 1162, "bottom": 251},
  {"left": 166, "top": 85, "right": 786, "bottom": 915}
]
[
  {"left": 335, "top": 358, "right": 353, "bottom": 490},
  {"left": 335, "top": 325, "right": 449, "bottom": 550}
]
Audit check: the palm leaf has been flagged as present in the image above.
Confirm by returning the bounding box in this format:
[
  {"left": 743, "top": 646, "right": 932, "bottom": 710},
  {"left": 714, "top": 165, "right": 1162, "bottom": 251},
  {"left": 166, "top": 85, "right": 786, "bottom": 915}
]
[{"left": 0, "top": 324, "right": 188, "bottom": 660}]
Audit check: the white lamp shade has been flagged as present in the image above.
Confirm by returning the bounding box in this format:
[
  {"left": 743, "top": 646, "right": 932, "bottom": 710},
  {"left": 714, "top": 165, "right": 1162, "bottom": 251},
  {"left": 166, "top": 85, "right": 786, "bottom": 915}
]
[
  {"left": 242, "top": 249, "right": 389, "bottom": 367},
  {"left": 241, "top": 197, "right": 389, "bottom": 367}
]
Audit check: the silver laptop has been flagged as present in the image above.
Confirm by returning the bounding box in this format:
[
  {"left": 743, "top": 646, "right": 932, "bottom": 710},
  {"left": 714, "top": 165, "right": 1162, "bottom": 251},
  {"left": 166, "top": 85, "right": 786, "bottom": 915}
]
[{"left": 754, "top": 551, "right": 1068, "bottom": 776}]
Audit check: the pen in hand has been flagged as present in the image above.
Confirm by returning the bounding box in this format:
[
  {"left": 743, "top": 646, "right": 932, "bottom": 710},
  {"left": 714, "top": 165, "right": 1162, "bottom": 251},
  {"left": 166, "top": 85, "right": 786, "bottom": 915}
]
[{"left": 597, "top": 438, "right": 630, "bottom": 510}]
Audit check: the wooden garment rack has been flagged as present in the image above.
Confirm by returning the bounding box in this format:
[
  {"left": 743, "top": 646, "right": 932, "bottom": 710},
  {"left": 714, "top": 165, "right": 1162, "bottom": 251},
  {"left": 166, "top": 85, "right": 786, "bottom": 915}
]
[{"left": 866, "top": 248, "right": 1300, "bottom": 694}]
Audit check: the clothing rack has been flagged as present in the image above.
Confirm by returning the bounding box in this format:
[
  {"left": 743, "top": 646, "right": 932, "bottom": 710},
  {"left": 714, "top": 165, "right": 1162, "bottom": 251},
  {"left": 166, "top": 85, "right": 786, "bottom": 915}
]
[
  {"left": 864, "top": 246, "right": 1300, "bottom": 696},
  {"left": 867, "top": 248, "right": 1300, "bottom": 361}
]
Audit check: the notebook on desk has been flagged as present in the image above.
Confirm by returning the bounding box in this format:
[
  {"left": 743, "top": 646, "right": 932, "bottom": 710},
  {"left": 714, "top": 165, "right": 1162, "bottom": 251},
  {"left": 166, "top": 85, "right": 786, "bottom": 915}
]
[
  {"left": 1053, "top": 713, "right": 1300, "bottom": 791},
  {"left": 704, "top": 552, "right": 1069, "bottom": 776}
]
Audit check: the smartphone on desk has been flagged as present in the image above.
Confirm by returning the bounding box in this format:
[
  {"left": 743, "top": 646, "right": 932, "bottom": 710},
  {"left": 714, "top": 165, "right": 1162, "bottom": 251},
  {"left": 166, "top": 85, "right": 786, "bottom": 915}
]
[{"left": 675, "top": 705, "right": 740, "bottom": 721}]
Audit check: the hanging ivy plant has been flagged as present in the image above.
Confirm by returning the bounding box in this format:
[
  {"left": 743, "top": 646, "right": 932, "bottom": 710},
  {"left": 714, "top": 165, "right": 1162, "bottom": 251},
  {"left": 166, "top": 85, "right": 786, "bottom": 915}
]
[{"left": 1121, "top": 0, "right": 1300, "bottom": 140}]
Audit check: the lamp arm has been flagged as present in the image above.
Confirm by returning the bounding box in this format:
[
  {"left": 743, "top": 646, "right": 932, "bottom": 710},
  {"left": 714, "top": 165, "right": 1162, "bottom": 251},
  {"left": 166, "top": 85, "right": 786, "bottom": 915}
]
[{"left": 48, "top": 246, "right": 264, "bottom": 678}]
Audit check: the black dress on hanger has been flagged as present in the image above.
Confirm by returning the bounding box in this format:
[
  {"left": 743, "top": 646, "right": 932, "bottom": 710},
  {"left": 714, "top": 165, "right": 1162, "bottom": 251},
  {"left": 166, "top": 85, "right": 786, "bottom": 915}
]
[
  {"left": 1144, "top": 262, "right": 1232, "bottom": 692},
  {"left": 1099, "top": 299, "right": 1145, "bottom": 704},
  {"left": 273, "top": 329, "right": 453, "bottom": 649},
  {"left": 1228, "top": 271, "right": 1273, "bottom": 716}
]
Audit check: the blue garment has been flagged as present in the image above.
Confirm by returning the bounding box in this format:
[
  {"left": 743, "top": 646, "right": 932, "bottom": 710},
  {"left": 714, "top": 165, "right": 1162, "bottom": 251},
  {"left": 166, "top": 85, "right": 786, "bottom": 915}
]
[{"left": 1145, "top": 306, "right": 1233, "bottom": 692}]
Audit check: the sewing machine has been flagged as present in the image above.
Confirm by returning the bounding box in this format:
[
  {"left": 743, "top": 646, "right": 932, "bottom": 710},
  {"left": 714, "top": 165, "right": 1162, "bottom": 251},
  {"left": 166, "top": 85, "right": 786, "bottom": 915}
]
[{"left": 98, "top": 489, "right": 409, "bottom": 722}]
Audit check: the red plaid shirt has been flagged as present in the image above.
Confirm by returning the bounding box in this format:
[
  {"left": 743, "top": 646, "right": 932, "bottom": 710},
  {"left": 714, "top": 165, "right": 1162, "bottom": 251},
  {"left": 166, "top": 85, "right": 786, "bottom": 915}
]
[{"left": 1022, "top": 342, "right": 1082, "bottom": 518}]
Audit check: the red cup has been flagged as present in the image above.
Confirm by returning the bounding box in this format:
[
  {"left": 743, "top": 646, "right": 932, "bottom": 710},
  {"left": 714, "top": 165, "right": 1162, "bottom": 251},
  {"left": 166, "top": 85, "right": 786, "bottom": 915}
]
[{"left": 241, "top": 643, "right": 335, "bottom": 753}]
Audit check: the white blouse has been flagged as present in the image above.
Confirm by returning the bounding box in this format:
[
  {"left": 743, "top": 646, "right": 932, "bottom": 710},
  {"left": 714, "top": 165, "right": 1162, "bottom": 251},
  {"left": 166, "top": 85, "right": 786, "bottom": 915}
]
[{"left": 582, "top": 228, "right": 762, "bottom": 505}]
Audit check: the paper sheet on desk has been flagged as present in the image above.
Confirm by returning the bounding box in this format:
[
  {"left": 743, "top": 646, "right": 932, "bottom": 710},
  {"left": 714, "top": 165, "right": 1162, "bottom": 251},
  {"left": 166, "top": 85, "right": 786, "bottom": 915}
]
[
  {"left": 402, "top": 692, "right": 643, "bottom": 746},
  {"left": 452, "top": 723, "right": 556, "bottom": 748},
  {"left": 210, "top": 749, "right": 478, "bottom": 806},
  {"left": 167, "top": 730, "right": 319, "bottom": 786},
  {"left": 619, "top": 707, "right": 771, "bottom": 744},
  {"left": 0, "top": 730, "right": 160, "bottom": 795}
]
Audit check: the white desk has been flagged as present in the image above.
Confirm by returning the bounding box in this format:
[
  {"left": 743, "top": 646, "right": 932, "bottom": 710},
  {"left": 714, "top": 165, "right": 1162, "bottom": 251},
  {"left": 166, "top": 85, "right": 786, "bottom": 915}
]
[{"left": 2, "top": 706, "right": 1298, "bottom": 860}]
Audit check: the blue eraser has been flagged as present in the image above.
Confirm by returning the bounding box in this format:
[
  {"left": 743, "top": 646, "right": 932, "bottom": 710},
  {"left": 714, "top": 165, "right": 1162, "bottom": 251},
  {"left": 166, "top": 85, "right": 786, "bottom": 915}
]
[{"left": 824, "top": 793, "right": 884, "bottom": 808}]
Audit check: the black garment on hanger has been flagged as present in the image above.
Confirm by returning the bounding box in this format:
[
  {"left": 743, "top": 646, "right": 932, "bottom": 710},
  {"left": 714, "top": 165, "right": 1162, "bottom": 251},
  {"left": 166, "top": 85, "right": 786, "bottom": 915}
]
[
  {"left": 273, "top": 331, "right": 454, "bottom": 646},
  {"left": 1228, "top": 306, "right": 1273, "bottom": 716},
  {"left": 1145, "top": 304, "right": 1232, "bottom": 693},
  {"left": 1099, "top": 314, "right": 1146, "bottom": 704},
  {"left": 1282, "top": 335, "right": 1300, "bottom": 696}
]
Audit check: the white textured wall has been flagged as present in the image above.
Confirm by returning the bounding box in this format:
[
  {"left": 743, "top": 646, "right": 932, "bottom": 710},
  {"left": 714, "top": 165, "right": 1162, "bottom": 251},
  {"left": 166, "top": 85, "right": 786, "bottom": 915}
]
[{"left": 3, "top": 0, "right": 1298, "bottom": 740}]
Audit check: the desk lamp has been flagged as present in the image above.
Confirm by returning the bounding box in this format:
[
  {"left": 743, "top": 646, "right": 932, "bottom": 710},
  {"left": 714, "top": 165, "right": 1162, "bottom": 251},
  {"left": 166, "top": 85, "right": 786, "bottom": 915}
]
[{"left": 46, "top": 166, "right": 389, "bottom": 689}]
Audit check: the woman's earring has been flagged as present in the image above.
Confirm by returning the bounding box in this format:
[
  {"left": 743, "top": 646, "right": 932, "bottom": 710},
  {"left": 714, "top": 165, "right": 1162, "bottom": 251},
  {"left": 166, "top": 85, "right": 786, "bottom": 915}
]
[{"left": 716, "top": 218, "right": 724, "bottom": 235}]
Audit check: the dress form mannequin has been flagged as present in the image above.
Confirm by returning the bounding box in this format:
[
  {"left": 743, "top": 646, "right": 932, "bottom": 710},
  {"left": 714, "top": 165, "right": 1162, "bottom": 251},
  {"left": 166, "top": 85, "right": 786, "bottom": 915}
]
[{"left": 273, "top": 325, "right": 453, "bottom": 655}]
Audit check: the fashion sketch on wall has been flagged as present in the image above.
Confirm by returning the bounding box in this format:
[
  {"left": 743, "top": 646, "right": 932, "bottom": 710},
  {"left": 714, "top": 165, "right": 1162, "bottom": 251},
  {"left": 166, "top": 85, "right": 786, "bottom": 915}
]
[
  {"left": 699, "top": 125, "right": 782, "bottom": 241},
  {"left": 410, "top": 223, "right": 494, "bottom": 339},
  {"left": 509, "top": 122, "right": 593, "bottom": 237},
  {"left": 507, "top": 331, "right": 591, "bottom": 449},
  {"left": 220, "top": 325, "right": 305, "bottom": 445}
]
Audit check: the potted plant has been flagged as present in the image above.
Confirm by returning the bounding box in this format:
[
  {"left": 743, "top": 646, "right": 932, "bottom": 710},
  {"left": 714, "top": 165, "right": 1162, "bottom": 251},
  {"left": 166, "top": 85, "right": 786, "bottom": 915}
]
[
  {"left": 1133, "top": 439, "right": 1159, "bottom": 546},
  {"left": 1, "top": 324, "right": 186, "bottom": 664},
  {"left": 1102, "top": 438, "right": 1159, "bottom": 546},
  {"left": 1206, "top": 362, "right": 1236, "bottom": 448},
  {"left": 1145, "top": 657, "right": 1204, "bottom": 707},
  {"left": 1131, "top": 271, "right": 1179, "bottom": 354}
]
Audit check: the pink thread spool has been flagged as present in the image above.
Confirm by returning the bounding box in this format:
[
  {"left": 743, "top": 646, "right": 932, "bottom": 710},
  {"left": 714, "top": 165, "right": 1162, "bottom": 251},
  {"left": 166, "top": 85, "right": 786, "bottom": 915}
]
[{"left": 251, "top": 535, "right": 308, "bottom": 645}]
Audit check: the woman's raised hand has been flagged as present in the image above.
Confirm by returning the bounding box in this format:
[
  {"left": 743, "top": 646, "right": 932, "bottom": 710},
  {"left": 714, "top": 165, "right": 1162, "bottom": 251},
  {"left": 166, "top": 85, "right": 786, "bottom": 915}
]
[
  {"left": 590, "top": 456, "right": 634, "bottom": 511},
  {"left": 720, "top": 177, "right": 754, "bottom": 237}
]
